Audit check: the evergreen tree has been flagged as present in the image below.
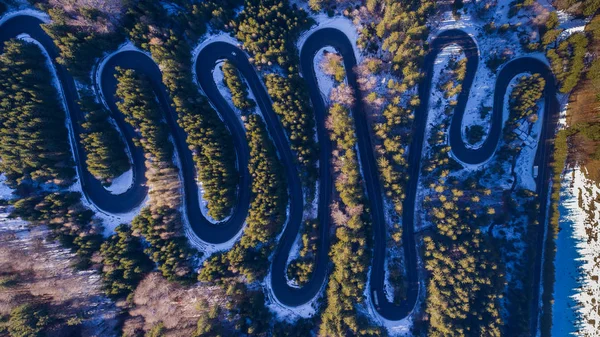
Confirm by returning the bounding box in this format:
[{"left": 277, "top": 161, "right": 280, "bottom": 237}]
[
  {"left": 508, "top": 74, "right": 546, "bottom": 123},
  {"left": 115, "top": 68, "right": 173, "bottom": 164},
  {"left": 6, "top": 303, "right": 51, "bottom": 337},
  {"left": 199, "top": 114, "right": 287, "bottom": 283},
  {"left": 79, "top": 93, "right": 130, "bottom": 183},
  {"left": 132, "top": 207, "right": 195, "bottom": 282},
  {"left": 320, "top": 104, "right": 381, "bottom": 336},
  {"left": 125, "top": 0, "right": 239, "bottom": 221},
  {"left": 10, "top": 192, "right": 102, "bottom": 269},
  {"left": 0, "top": 39, "right": 74, "bottom": 187},
  {"left": 547, "top": 32, "right": 588, "bottom": 93},
  {"left": 221, "top": 61, "right": 255, "bottom": 112},
  {"left": 100, "top": 224, "right": 153, "bottom": 298}
]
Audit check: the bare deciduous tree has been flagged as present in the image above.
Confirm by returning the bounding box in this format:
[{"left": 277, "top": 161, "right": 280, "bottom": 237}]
[
  {"left": 330, "top": 83, "right": 356, "bottom": 107},
  {"left": 0, "top": 217, "right": 119, "bottom": 336},
  {"left": 125, "top": 272, "right": 226, "bottom": 336},
  {"left": 320, "top": 52, "right": 345, "bottom": 82}
]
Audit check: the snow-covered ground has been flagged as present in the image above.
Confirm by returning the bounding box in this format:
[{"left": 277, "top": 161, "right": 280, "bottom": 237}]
[
  {"left": 414, "top": 44, "right": 466, "bottom": 232},
  {"left": 314, "top": 47, "right": 337, "bottom": 103},
  {"left": 553, "top": 168, "right": 600, "bottom": 336},
  {"left": 104, "top": 168, "right": 133, "bottom": 195},
  {"left": 429, "top": 3, "right": 554, "bottom": 154},
  {"left": 506, "top": 74, "right": 543, "bottom": 191},
  {"left": 0, "top": 206, "right": 120, "bottom": 336},
  {"left": 0, "top": 175, "right": 14, "bottom": 200}
]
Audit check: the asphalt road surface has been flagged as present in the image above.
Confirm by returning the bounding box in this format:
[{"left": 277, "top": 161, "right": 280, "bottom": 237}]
[
  {"left": 1, "top": 15, "right": 558, "bottom": 333},
  {"left": 413, "top": 30, "right": 559, "bottom": 333}
]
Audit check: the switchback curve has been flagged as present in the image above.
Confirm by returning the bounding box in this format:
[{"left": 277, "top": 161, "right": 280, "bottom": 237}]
[
  {"left": 0, "top": 15, "right": 148, "bottom": 213},
  {"left": 407, "top": 29, "right": 559, "bottom": 331},
  {"left": 0, "top": 14, "right": 250, "bottom": 244},
  {"left": 1, "top": 14, "right": 559, "bottom": 333}
]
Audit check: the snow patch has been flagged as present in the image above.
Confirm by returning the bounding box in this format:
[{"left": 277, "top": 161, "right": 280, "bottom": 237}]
[
  {"left": 0, "top": 8, "right": 48, "bottom": 26},
  {"left": 313, "top": 47, "right": 337, "bottom": 103},
  {"left": 264, "top": 267, "right": 320, "bottom": 320},
  {"left": 0, "top": 175, "right": 15, "bottom": 200},
  {"left": 558, "top": 25, "right": 587, "bottom": 42},
  {"left": 514, "top": 99, "right": 544, "bottom": 191},
  {"left": 104, "top": 169, "right": 133, "bottom": 195}
]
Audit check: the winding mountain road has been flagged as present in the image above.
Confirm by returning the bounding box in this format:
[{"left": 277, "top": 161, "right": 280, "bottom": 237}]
[
  {"left": 0, "top": 13, "right": 558, "bottom": 334},
  {"left": 408, "top": 30, "right": 559, "bottom": 334}
]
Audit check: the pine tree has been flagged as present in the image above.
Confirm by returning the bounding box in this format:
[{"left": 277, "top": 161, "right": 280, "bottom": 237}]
[
  {"left": 100, "top": 224, "right": 152, "bottom": 298},
  {"left": 0, "top": 39, "right": 74, "bottom": 187}
]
